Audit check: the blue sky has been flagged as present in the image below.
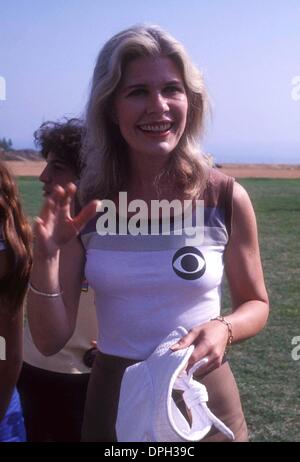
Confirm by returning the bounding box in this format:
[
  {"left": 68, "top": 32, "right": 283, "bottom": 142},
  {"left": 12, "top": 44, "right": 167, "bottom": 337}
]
[{"left": 0, "top": 0, "right": 299, "bottom": 163}]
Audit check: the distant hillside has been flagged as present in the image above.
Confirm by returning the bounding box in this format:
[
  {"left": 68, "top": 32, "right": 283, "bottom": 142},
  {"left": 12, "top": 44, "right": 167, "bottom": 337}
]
[{"left": 0, "top": 148, "right": 42, "bottom": 161}]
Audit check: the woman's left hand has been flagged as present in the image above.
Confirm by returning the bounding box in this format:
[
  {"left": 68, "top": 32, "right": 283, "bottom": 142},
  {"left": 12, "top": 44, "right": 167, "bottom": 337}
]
[{"left": 170, "top": 320, "right": 230, "bottom": 376}]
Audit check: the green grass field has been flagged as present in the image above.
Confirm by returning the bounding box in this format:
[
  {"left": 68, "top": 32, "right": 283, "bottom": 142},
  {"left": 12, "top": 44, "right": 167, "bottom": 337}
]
[
  {"left": 17, "top": 176, "right": 43, "bottom": 221},
  {"left": 222, "top": 179, "right": 300, "bottom": 442},
  {"left": 17, "top": 176, "right": 300, "bottom": 442}
]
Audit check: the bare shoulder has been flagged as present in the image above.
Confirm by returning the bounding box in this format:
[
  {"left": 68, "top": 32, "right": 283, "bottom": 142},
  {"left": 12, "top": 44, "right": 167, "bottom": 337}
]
[
  {"left": 231, "top": 181, "right": 257, "bottom": 241},
  {"left": 232, "top": 181, "right": 253, "bottom": 208}
]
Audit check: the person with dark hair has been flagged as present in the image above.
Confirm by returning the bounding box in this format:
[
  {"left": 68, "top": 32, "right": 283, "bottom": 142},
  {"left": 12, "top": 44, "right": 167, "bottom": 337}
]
[
  {"left": 33, "top": 118, "right": 84, "bottom": 177},
  {"left": 27, "top": 26, "right": 269, "bottom": 442},
  {"left": 0, "top": 162, "right": 32, "bottom": 442},
  {"left": 17, "top": 119, "right": 98, "bottom": 442}
]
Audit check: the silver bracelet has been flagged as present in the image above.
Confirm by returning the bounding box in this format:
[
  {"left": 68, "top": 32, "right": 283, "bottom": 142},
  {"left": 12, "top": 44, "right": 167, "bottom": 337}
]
[{"left": 28, "top": 282, "right": 63, "bottom": 298}]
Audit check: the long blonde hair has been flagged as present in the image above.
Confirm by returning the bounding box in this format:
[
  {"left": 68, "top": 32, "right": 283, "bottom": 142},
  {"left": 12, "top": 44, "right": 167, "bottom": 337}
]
[
  {"left": 0, "top": 163, "right": 32, "bottom": 313},
  {"left": 80, "top": 24, "right": 211, "bottom": 204}
]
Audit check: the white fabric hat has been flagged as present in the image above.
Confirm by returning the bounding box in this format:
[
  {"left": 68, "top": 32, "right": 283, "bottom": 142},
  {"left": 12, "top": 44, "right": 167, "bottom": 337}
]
[{"left": 116, "top": 326, "right": 234, "bottom": 442}]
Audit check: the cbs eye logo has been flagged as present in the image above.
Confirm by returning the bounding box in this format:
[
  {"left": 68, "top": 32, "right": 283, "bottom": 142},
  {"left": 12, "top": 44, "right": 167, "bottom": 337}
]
[{"left": 172, "top": 246, "right": 206, "bottom": 280}]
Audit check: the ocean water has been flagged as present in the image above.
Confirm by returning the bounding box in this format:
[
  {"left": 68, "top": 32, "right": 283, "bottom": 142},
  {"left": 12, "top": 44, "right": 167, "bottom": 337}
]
[{"left": 206, "top": 146, "right": 300, "bottom": 165}]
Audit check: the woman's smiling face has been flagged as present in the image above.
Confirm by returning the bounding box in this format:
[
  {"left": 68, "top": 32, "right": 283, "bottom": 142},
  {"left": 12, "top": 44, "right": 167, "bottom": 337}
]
[{"left": 114, "top": 55, "right": 188, "bottom": 161}]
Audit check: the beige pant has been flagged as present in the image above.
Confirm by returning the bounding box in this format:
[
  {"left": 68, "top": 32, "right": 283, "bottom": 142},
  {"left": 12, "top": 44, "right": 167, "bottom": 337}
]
[{"left": 81, "top": 351, "right": 248, "bottom": 442}]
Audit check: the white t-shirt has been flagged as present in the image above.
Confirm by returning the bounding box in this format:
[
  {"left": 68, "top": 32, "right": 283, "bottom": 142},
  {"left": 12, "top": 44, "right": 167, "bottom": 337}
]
[
  {"left": 80, "top": 169, "right": 234, "bottom": 360},
  {"left": 23, "top": 288, "right": 98, "bottom": 374}
]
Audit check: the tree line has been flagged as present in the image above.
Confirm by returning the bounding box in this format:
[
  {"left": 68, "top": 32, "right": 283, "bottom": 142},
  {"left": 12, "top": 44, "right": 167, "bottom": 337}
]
[{"left": 0, "top": 137, "right": 13, "bottom": 150}]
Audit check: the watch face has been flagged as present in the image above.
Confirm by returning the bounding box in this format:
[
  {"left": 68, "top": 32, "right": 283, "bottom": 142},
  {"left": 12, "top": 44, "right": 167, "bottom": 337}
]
[{"left": 83, "top": 347, "right": 98, "bottom": 368}]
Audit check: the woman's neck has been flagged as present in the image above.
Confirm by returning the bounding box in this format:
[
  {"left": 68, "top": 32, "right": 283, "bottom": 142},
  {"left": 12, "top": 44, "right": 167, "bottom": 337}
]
[{"left": 126, "top": 150, "right": 170, "bottom": 197}]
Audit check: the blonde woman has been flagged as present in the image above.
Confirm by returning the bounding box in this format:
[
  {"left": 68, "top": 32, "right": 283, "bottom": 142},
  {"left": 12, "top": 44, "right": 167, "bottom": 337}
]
[{"left": 27, "top": 25, "right": 269, "bottom": 442}]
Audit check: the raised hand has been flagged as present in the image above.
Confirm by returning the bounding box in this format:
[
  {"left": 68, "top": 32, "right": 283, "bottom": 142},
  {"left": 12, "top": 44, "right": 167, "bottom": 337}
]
[{"left": 34, "top": 183, "right": 100, "bottom": 257}]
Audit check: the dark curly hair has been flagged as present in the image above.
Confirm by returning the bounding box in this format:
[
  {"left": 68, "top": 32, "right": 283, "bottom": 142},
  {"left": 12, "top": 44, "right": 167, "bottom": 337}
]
[{"left": 34, "top": 118, "right": 85, "bottom": 176}]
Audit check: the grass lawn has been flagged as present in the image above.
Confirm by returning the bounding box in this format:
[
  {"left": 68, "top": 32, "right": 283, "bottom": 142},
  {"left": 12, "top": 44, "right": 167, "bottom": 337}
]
[
  {"left": 17, "top": 176, "right": 300, "bottom": 442},
  {"left": 17, "top": 176, "right": 43, "bottom": 220},
  {"left": 223, "top": 178, "right": 300, "bottom": 442}
]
